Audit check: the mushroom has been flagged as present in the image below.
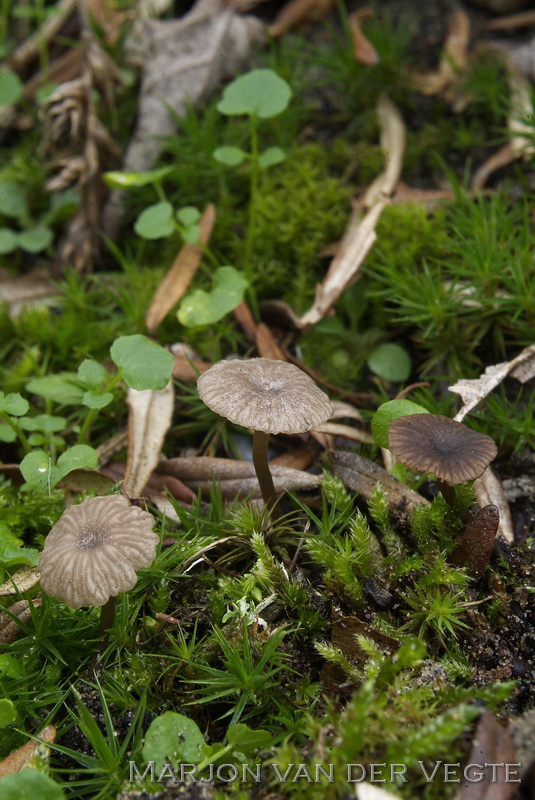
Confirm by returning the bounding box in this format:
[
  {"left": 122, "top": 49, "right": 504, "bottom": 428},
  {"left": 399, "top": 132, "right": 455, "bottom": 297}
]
[
  {"left": 387, "top": 413, "right": 498, "bottom": 507},
  {"left": 39, "top": 494, "right": 158, "bottom": 665},
  {"left": 197, "top": 358, "right": 332, "bottom": 508}
]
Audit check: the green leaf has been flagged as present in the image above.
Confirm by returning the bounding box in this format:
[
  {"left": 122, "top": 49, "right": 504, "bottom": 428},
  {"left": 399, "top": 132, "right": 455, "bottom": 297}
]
[
  {"left": 0, "top": 533, "right": 39, "bottom": 568},
  {"left": 82, "top": 390, "right": 113, "bottom": 409},
  {"left": 110, "top": 334, "right": 174, "bottom": 391},
  {"left": 134, "top": 201, "right": 174, "bottom": 240},
  {"left": 226, "top": 724, "right": 272, "bottom": 756},
  {"left": 26, "top": 374, "right": 84, "bottom": 404},
  {"left": 0, "top": 228, "right": 18, "bottom": 254},
  {"left": 21, "top": 414, "right": 66, "bottom": 434},
  {"left": 55, "top": 445, "right": 98, "bottom": 482},
  {"left": 0, "top": 771, "right": 66, "bottom": 800},
  {"left": 0, "top": 424, "right": 17, "bottom": 443},
  {"left": 181, "top": 225, "right": 200, "bottom": 244},
  {"left": 142, "top": 711, "right": 206, "bottom": 772},
  {"left": 0, "top": 69, "right": 23, "bottom": 107},
  {"left": 178, "top": 267, "right": 248, "bottom": 328},
  {"left": 367, "top": 343, "right": 412, "bottom": 382},
  {"left": 0, "top": 392, "right": 29, "bottom": 416},
  {"left": 213, "top": 146, "right": 247, "bottom": 166},
  {"left": 258, "top": 146, "right": 286, "bottom": 169},
  {"left": 176, "top": 206, "right": 201, "bottom": 226},
  {"left": 371, "top": 399, "right": 429, "bottom": 449},
  {"left": 217, "top": 69, "right": 292, "bottom": 119},
  {"left": 77, "top": 358, "right": 106, "bottom": 388},
  {"left": 103, "top": 166, "right": 174, "bottom": 189},
  {"left": 17, "top": 226, "right": 53, "bottom": 254},
  {"left": 0, "top": 181, "right": 28, "bottom": 218},
  {"left": 0, "top": 698, "right": 16, "bottom": 728},
  {"left": 20, "top": 450, "right": 54, "bottom": 490},
  {"left": 0, "top": 654, "right": 23, "bottom": 678}
]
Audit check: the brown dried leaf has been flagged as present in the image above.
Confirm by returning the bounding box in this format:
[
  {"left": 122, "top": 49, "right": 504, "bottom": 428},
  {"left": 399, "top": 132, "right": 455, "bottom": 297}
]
[
  {"left": 440, "top": 9, "right": 470, "bottom": 83},
  {"left": 0, "top": 598, "right": 42, "bottom": 644},
  {"left": 145, "top": 204, "right": 216, "bottom": 334},
  {"left": 0, "top": 271, "right": 61, "bottom": 318},
  {"left": 474, "top": 469, "right": 514, "bottom": 544},
  {"left": 330, "top": 451, "right": 429, "bottom": 516},
  {"left": 7, "top": 0, "right": 76, "bottom": 73},
  {"left": 254, "top": 323, "right": 287, "bottom": 360},
  {"left": 268, "top": 0, "right": 335, "bottom": 37},
  {"left": 269, "top": 444, "right": 318, "bottom": 471},
  {"left": 0, "top": 567, "right": 41, "bottom": 596},
  {"left": 486, "top": 10, "right": 535, "bottom": 30},
  {"left": 0, "top": 724, "right": 56, "bottom": 777},
  {"left": 361, "top": 94, "right": 406, "bottom": 207},
  {"left": 57, "top": 467, "right": 117, "bottom": 494},
  {"left": 315, "top": 422, "right": 373, "bottom": 444},
  {"left": 349, "top": 9, "right": 380, "bottom": 66},
  {"left": 333, "top": 615, "right": 399, "bottom": 659},
  {"left": 172, "top": 355, "right": 212, "bottom": 382},
  {"left": 392, "top": 180, "right": 456, "bottom": 209},
  {"left": 457, "top": 710, "right": 518, "bottom": 799},
  {"left": 450, "top": 504, "right": 500, "bottom": 578},
  {"left": 122, "top": 381, "right": 175, "bottom": 498},
  {"left": 450, "top": 344, "right": 535, "bottom": 421}
]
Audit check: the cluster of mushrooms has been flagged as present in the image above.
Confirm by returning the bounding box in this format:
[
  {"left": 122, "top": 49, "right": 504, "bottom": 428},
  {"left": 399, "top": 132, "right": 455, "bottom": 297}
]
[{"left": 38, "top": 357, "right": 498, "bottom": 654}]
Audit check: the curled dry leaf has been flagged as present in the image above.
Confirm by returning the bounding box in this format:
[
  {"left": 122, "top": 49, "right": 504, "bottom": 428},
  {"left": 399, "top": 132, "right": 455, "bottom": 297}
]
[
  {"left": 122, "top": 380, "right": 175, "bottom": 498},
  {"left": 157, "top": 456, "right": 322, "bottom": 499},
  {"left": 254, "top": 322, "right": 288, "bottom": 361},
  {"left": 349, "top": 9, "right": 380, "bottom": 66},
  {"left": 474, "top": 469, "right": 514, "bottom": 544},
  {"left": 314, "top": 422, "right": 373, "bottom": 444},
  {"left": 449, "top": 343, "right": 535, "bottom": 422},
  {"left": 486, "top": 9, "right": 535, "bottom": 31},
  {"left": 0, "top": 566, "right": 41, "bottom": 596},
  {"left": 0, "top": 598, "right": 42, "bottom": 644},
  {"left": 0, "top": 724, "right": 55, "bottom": 778},
  {"left": 456, "top": 710, "right": 518, "bottom": 800},
  {"left": 145, "top": 204, "right": 217, "bottom": 334},
  {"left": 299, "top": 95, "right": 405, "bottom": 329},
  {"left": 0, "top": 271, "right": 62, "bottom": 318},
  {"left": 268, "top": 0, "right": 336, "bottom": 37},
  {"left": 450, "top": 504, "right": 500, "bottom": 579},
  {"left": 330, "top": 451, "right": 429, "bottom": 517}
]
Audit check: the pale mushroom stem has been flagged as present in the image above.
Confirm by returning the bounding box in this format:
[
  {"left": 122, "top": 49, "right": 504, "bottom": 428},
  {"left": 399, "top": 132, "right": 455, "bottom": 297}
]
[
  {"left": 89, "top": 596, "right": 116, "bottom": 677},
  {"left": 437, "top": 479, "right": 456, "bottom": 508},
  {"left": 252, "top": 430, "right": 278, "bottom": 509}
]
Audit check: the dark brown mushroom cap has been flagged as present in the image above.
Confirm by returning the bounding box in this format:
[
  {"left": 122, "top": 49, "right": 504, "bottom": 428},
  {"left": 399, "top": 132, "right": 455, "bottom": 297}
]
[
  {"left": 197, "top": 358, "right": 332, "bottom": 435},
  {"left": 388, "top": 413, "right": 497, "bottom": 485},
  {"left": 39, "top": 495, "right": 158, "bottom": 609}
]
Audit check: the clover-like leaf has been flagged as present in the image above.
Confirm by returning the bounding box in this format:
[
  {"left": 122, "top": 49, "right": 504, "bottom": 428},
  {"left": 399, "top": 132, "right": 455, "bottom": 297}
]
[
  {"left": 217, "top": 69, "right": 292, "bottom": 119},
  {"left": 367, "top": 343, "right": 412, "bottom": 383},
  {"left": 134, "top": 201, "right": 174, "bottom": 240},
  {"left": 103, "top": 166, "right": 174, "bottom": 189},
  {"left": 17, "top": 226, "right": 53, "bottom": 253},
  {"left": 213, "top": 146, "right": 247, "bottom": 166},
  {"left": 110, "top": 334, "right": 174, "bottom": 390},
  {"left": 0, "top": 68, "right": 23, "bottom": 107},
  {"left": 371, "top": 399, "right": 429, "bottom": 449},
  {"left": 0, "top": 228, "right": 18, "bottom": 254},
  {"left": 0, "top": 392, "right": 29, "bottom": 417},
  {"left": 82, "top": 390, "right": 114, "bottom": 409},
  {"left": 0, "top": 181, "right": 27, "bottom": 218},
  {"left": 178, "top": 267, "right": 248, "bottom": 328},
  {"left": 176, "top": 206, "right": 201, "bottom": 226},
  {"left": 258, "top": 146, "right": 286, "bottom": 169},
  {"left": 78, "top": 359, "right": 106, "bottom": 388},
  {"left": 142, "top": 711, "right": 206, "bottom": 773}
]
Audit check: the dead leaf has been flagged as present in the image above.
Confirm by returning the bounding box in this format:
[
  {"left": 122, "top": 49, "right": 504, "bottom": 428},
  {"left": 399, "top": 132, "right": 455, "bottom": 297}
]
[
  {"left": 0, "top": 598, "right": 42, "bottom": 644},
  {"left": 349, "top": 9, "right": 379, "bottom": 66},
  {"left": 314, "top": 422, "right": 373, "bottom": 444},
  {"left": 268, "top": 0, "right": 335, "bottom": 37},
  {"left": 94, "top": 429, "right": 129, "bottom": 466},
  {"left": 330, "top": 451, "right": 429, "bottom": 516},
  {"left": 392, "top": 180, "right": 456, "bottom": 210},
  {"left": 299, "top": 95, "right": 404, "bottom": 329},
  {"left": 450, "top": 504, "right": 500, "bottom": 578},
  {"left": 474, "top": 469, "right": 514, "bottom": 544},
  {"left": 0, "top": 271, "right": 62, "bottom": 318},
  {"left": 270, "top": 444, "right": 318, "bottom": 471},
  {"left": 333, "top": 614, "right": 399, "bottom": 658},
  {"left": 122, "top": 381, "right": 175, "bottom": 498},
  {"left": 0, "top": 724, "right": 56, "bottom": 778},
  {"left": 0, "top": 567, "right": 41, "bottom": 596},
  {"left": 486, "top": 10, "right": 535, "bottom": 30},
  {"left": 103, "top": 0, "right": 263, "bottom": 237},
  {"left": 145, "top": 204, "right": 217, "bottom": 334},
  {"left": 233, "top": 300, "right": 258, "bottom": 343},
  {"left": 254, "top": 323, "right": 287, "bottom": 360},
  {"left": 7, "top": 0, "right": 76, "bottom": 73},
  {"left": 456, "top": 710, "right": 518, "bottom": 799},
  {"left": 156, "top": 456, "right": 322, "bottom": 499},
  {"left": 57, "top": 468, "right": 117, "bottom": 494},
  {"left": 449, "top": 344, "right": 535, "bottom": 422}
]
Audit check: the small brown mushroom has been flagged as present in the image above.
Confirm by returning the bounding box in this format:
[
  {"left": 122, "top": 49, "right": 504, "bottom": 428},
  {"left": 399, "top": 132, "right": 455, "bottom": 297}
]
[
  {"left": 197, "top": 358, "right": 332, "bottom": 508},
  {"left": 388, "top": 413, "right": 497, "bottom": 506},
  {"left": 39, "top": 494, "right": 158, "bottom": 669}
]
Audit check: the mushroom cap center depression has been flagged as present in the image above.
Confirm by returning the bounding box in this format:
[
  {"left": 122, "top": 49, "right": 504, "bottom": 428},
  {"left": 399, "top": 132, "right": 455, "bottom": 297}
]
[{"left": 77, "top": 525, "right": 108, "bottom": 550}]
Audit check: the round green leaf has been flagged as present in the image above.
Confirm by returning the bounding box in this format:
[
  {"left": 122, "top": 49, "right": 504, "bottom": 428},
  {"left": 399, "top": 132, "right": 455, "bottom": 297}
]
[
  {"left": 0, "top": 770, "right": 66, "bottom": 800},
  {"left": 178, "top": 266, "right": 248, "bottom": 328},
  {"left": 77, "top": 358, "right": 106, "bottom": 388},
  {"left": 0, "top": 698, "right": 16, "bottom": 728},
  {"left": 0, "top": 228, "right": 18, "bottom": 254},
  {"left": 181, "top": 224, "right": 200, "bottom": 244},
  {"left": 217, "top": 69, "right": 292, "bottom": 119},
  {"left": 29, "top": 414, "right": 67, "bottom": 433},
  {"left": 0, "top": 181, "right": 28, "bottom": 218},
  {"left": 0, "top": 424, "right": 17, "bottom": 443},
  {"left": 55, "top": 445, "right": 98, "bottom": 482},
  {"left": 213, "top": 146, "right": 247, "bottom": 166},
  {"left": 110, "top": 334, "right": 174, "bottom": 391},
  {"left": 134, "top": 202, "right": 174, "bottom": 240},
  {"left": 142, "top": 711, "right": 206, "bottom": 772},
  {"left": 371, "top": 399, "right": 429, "bottom": 449},
  {"left": 26, "top": 374, "right": 84, "bottom": 404},
  {"left": 258, "top": 146, "right": 286, "bottom": 169},
  {"left": 0, "top": 392, "right": 29, "bottom": 416},
  {"left": 0, "top": 68, "right": 23, "bottom": 107},
  {"left": 367, "top": 343, "right": 412, "bottom": 382},
  {"left": 20, "top": 450, "right": 54, "bottom": 490},
  {"left": 82, "top": 390, "right": 114, "bottom": 409},
  {"left": 103, "top": 166, "right": 174, "bottom": 189},
  {"left": 17, "top": 226, "right": 53, "bottom": 254},
  {"left": 176, "top": 206, "right": 201, "bottom": 226}
]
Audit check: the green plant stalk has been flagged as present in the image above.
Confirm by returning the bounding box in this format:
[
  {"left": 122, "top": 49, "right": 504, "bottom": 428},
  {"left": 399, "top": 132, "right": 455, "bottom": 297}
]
[
  {"left": 195, "top": 743, "right": 234, "bottom": 774},
  {"left": 243, "top": 113, "right": 259, "bottom": 281},
  {"left": 0, "top": 411, "right": 31, "bottom": 453},
  {"left": 77, "top": 372, "right": 122, "bottom": 445}
]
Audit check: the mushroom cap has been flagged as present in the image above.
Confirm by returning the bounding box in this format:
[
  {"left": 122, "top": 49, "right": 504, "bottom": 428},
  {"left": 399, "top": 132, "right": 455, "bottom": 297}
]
[
  {"left": 197, "top": 358, "right": 332, "bottom": 435},
  {"left": 388, "top": 413, "right": 497, "bottom": 485},
  {"left": 39, "top": 495, "right": 158, "bottom": 609}
]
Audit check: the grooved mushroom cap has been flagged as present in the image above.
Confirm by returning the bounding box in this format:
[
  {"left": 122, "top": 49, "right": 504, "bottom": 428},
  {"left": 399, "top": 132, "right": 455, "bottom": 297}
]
[
  {"left": 388, "top": 413, "right": 497, "bottom": 485},
  {"left": 197, "top": 358, "right": 332, "bottom": 435},
  {"left": 39, "top": 495, "right": 158, "bottom": 609}
]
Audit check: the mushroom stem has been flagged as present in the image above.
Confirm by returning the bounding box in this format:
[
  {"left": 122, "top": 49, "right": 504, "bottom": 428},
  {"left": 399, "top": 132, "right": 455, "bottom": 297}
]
[
  {"left": 89, "top": 596, "right": 116, "bottom": 676},
  {"left": 437, "top": 479, "right": 456, "bottom": 508},
  {"left": 252, "top": 430, "right": 278, "bottom": 509}
]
